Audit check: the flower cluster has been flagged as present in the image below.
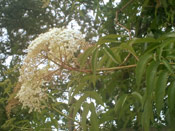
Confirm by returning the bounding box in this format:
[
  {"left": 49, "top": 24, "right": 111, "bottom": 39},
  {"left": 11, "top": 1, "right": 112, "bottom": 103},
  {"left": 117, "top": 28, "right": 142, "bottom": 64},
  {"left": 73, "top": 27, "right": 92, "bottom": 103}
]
[{"left": 16, "top": 28, "right": 86, "bottom": 112}]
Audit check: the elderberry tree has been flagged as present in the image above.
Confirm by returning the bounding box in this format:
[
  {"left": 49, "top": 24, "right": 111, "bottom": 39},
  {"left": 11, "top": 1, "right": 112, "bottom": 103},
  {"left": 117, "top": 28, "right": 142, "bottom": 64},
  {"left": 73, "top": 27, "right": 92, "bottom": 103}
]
[{"left": 2, "top": 0, "right": 175, "bottom": 131}]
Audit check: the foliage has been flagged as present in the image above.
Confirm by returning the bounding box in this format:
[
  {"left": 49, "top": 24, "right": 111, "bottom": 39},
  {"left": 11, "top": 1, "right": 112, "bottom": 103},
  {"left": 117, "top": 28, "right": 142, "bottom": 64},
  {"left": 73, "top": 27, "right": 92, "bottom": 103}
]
[{"left": 1, "top": 0, "right": 175, "bottom": 131}]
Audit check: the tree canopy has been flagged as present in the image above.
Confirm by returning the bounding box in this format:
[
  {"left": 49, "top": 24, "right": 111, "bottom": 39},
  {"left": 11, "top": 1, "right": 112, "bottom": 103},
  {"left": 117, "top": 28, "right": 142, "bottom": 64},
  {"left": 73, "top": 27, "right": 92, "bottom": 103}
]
[{"left": 1, "top": 0, "right": 175, "bottom": 131}]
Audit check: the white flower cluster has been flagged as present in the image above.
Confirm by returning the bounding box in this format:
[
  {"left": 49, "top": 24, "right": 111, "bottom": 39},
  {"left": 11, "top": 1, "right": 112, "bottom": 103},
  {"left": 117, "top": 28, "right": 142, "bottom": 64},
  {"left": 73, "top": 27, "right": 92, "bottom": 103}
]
[
  {"left": 28, "top": 27, "right": 85, "bottom": 61},
  {"left": 16, "top": 28, "right": 86, "bottom": 113}
]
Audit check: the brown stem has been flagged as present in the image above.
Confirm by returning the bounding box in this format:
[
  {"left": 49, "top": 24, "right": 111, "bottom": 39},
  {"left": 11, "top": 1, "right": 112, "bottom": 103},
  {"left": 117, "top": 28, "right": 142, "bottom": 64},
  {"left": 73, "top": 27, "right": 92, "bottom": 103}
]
[
  {"left": 120, "top": 53, "right": 131, "bottom": 65},
  {"left": 97, "top": 64, "right": 136, "bottom": 71},
  {"left": 116, "top": 22, "right": 132, "bottom": 40},
  {"left": 115, "top": 0, "right": 135, "bottom": 40},
  {"left": 44, "top": 54, "right": 175, "bottom": 73}
]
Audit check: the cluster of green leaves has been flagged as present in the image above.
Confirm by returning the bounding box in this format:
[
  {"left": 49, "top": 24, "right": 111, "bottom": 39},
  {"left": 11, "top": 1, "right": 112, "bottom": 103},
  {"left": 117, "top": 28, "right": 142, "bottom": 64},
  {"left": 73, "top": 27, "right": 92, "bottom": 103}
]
[{"left": 68, "top": 32, "right": 175, "bottom": 130}]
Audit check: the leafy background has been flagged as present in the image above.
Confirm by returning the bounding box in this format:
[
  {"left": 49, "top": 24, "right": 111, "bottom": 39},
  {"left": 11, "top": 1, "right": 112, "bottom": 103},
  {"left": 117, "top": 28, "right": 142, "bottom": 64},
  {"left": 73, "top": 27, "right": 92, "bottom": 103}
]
[{"left": 1, "top": 0, "right": 175, "bottom": 130}]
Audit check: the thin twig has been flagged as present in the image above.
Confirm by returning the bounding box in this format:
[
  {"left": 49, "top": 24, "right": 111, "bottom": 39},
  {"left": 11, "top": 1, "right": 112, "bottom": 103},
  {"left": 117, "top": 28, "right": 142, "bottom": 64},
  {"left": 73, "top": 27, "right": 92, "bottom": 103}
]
[
  {"left": 120, "top": 53, "right": 131, "bottom": 65},
  {"left": 115, "top": 0, "right": 135, "bottom": 40},
  {"left": 45, "top": 55, "right": 91, "bottom": 73},
  {"left": 116, "top": 22, "right": 132, "bottom": 40}
]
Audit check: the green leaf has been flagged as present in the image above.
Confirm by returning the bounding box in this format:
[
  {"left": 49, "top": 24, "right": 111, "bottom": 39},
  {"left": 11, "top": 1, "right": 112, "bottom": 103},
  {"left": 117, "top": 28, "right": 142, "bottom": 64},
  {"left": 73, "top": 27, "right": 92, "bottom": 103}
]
[
  {"left": 69, "top": 83, "right": 86, "bottom": 104},
  {"left": 72, "top": 91, "right": 103, "bottom": 119},
  {"left": 73, "top": 83, "right": 86, "bottom": 96},
  {"left": 168, "top": 81, "right": 175, "bottom": 115},
  {"left": 97, "top": 34, "right": 122, "bottom": 45},
  {"left": 89, "top": 103, "right": 99, "bottom": 131},
  {"left": 103, "top": 46, "right": 121, "bottom": 64},
  {"left": 165, "top": 42, "right": 174, "bottom": 56},
  {"left": 99, "top": 109, "right": 115, "bottom": 124},
  {"left": 163, "top": 32, "right": 175, "bottom": 38},
  {"left": 160, "top": 0, "right": 167, "bottom": 10},
  {"left": 135, "top": 53, "right": 152, "bottom": 88},
  {"left": 98, "top": 54, "right": 108, "bottom": 68},
  {"left": 159, "top": 37, "right": 175, "bottom": 48},
  {"left": 91, "top": 48, "right": 98, "bottom": 86},
  {"left": 92, "top": 48, "right": 98, "bottom": 73},
  {"left": 157, "top": 46, "right": 163, "bottom": 61},
  {"left": 51, "top": 102, "right": 67, "bottom": 109},
  {"left": 78, "top": 46, "right": 95, "bottom": 67},
  {"left": 81, "top": 103, "right": 90, "bottom": 131},
  {"left": 145, "top": 61, "right": 159, "bottom": 101},
  {"left": 114, "top": 94, "right": 128, "bottom": 114},
  {"left": 51, "top": 117, "right": 59, "bottom": 128},
  {"left": 85, "top": 91, "right": 103, "bottom": 105},
  {"left": 142, "top": 98, "right": 153, "bottom": 131},
  {"left": 120, "top": 42, "right": 137, "bottom": 57},
  {"left": 72, "top": 93, "right": 89, "bottom": 118},
  {"left": 144, "top": 43, "right": 160, "bottom": 54},
  {"left": 143, "top": 0, "right": 149, "bottom": 7},
  {"left": 131, "top": 91, "right": 143, "bottom": 105},
  {"left": 155, "top": 70, "right": 168, "bottom": 114},
  {"left": 131, "top": 37, "right": 157, "bottom": 44},
  {"left": 162, "top": 58, "right": 173, "bottom": 73}
]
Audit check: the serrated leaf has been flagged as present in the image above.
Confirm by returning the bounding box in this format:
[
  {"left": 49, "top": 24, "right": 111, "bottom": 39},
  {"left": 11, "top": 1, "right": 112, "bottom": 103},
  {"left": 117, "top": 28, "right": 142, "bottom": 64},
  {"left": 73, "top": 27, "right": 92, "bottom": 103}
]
[
  {"left": 131, "top": 91, "right": 143, "bottom": 105},
  {"left": 92, "top": 48, "right": 98, "bottom": 71},
  {"left": 72, "top": 93, "right": 89, "bottom": 118},
  {"left": 168, "top": 81, "right": 175, "bottom": 115},
  {"left": 142, "top": 98, "right": 153, "bottom": 131},
  {"left": 103, "top": 46, "right": 120, "bottom": 64},
  {"left": 132, "top": 37, "right": 157, "bottom": 44},
  {"left": 99, "top": 109, "right": 115, "bottom": 124},
  {"left": 115, "top": 94, "right": 128, "bottom": 114},
  {"left": 159, "top": 37, "right": 175, "bottom": 48},
  {"left": 162, "top": 58, "right": 173, "bottom": 73},
  {"left": 155, "top": 70, "right": 168, "bottom": 114},
  {"left": 165, "top": 42, "right": 174, "bottom": 56},
  {"left": 157, "top": 47, "right": 163, "bottom": 61},
  {"left": 91, "top": 48, "right": 98, "bottom": 86},
  {"left": 136, "top": 53, "right": 152, "bottom": 88},
  {"left": 86, "top": 91, "right": 103, "bottom": 105},
  {"left": 120, "top": 43, "right": 137, "bottom": 57},
  {"left": 98, "top": 54, "right": 108, "bottom": 68},
  {"left": 145, "top": 61, "right": 159, "bottom": 100},
  {"left": 81, "top": 74, "right": 97, "bottom": 83},
  {"left": 69, "top": 83, "right": 86, "bottom": 104},
  {"left": 72, "top": 91, "right": 103, "bottom": 119},
  {"left": 97, "top": 34, "right": 122, "bottom": 45},
  {"left": 81, "top": 103, "right": 90, "bottom": 131},
  {"left": 89, "top": 103, "right": 99, "bottom": 131},
  {"left": 73, "top": 83, "right": 86, "bottom": 96},
  {"left": 144, "top": 43, "right": 160, "bottom": 54},
  {"left": 78, "top": 46, "right": 95, "bottom": 67}
]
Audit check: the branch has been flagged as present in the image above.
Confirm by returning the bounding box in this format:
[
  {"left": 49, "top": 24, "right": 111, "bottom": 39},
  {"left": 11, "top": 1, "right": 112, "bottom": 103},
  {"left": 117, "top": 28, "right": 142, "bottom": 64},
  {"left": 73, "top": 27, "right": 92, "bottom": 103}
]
[
  {"left": 120, "top": 53, "right": 131, "bottom": 65},
  {"left": 115, "top": 0, "right": 135, "bottom": 40},
  {"left": 97, "top": 64, "right": 136, "bottom": 71},
  {"left": 43, "top": 53, "right": 175, "bottom": 73}
]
